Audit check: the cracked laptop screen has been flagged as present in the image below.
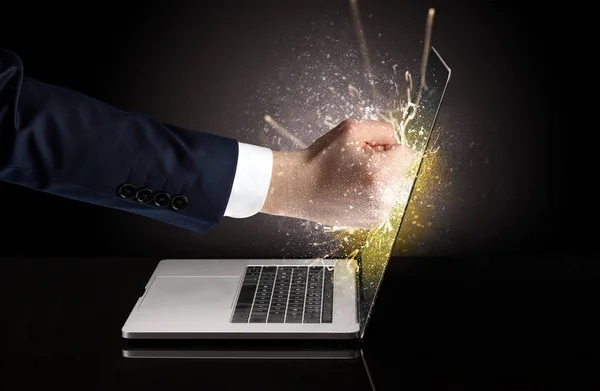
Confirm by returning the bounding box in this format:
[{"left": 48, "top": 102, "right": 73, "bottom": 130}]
[
  {"left": 351, "top": 47, "right": 451, "bottom": 336},
  {"left": 305, "top": 45, "right": 451, "bottom": 336},
  {"left": 237, "top": 45, "right": 449, "bottom": 336}
]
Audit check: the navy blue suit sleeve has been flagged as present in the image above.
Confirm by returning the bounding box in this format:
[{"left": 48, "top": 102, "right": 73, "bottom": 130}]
[{"left": 0, "top": 49, "right": 239, "bottom": 234}]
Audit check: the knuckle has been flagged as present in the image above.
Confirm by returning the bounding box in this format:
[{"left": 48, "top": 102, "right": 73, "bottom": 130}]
[{"left": 338, "top": 119, "right": 359, "bottom": 131}]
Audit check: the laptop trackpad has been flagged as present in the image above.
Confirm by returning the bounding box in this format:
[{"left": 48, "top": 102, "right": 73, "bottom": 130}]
[{"left": 140, "top": 276, "right": 240, "bottom": 311}]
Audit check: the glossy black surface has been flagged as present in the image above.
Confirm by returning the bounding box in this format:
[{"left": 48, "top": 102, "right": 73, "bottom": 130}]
[{"left": 2, "top": 256, "right": 598, "bottom": 390}]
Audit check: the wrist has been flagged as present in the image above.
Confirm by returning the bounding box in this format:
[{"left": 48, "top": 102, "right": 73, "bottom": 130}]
[{"left": 260, "top": 149, "right": 311, "bottom": 218}]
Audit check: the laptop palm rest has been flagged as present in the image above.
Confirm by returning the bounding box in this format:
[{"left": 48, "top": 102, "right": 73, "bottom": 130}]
[{"left": 140, "top": 276, "right": 240, "bottom": 312}]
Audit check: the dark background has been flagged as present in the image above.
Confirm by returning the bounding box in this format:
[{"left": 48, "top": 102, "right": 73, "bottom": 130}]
[
  {"left": 0, "top": 0, "right": 576, "bottom": 258},
  {"left": 1, "top": 0, "right": 598, "bottom": 389}
]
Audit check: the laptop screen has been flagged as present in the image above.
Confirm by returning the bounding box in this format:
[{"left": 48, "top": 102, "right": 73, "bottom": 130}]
[
  {"left": 350, "top": 47, "right": 451, "bottom": 337},
  {"left": 241, "top": 46, "right": 451, "bottom": 335}
]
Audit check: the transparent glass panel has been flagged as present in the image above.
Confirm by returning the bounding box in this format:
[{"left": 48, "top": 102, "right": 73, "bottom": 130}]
[{"left": 354, "top": 47, "right": 451, "bottom": 337}]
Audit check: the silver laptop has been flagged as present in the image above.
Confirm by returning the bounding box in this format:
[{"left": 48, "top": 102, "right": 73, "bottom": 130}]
[{"left": 121, "top": 47, "right": 451, "bottom": 341}]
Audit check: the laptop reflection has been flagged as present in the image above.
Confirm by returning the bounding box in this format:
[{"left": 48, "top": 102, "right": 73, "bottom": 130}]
[
  {"left": 122, "top": 338, "right": 360, "bottom": 359},
  {"left": 121, "top": 340, "right": 377, "bottom": 390}
]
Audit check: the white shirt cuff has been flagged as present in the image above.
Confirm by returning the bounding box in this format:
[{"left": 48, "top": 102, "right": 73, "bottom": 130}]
[{"left": 224, "top": 142, "right": 273, "bottom": 218}]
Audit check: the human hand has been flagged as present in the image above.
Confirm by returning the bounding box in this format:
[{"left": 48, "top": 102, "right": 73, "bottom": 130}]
[{"left": 260, "top": 119, "right": 416, "bottom": 230}]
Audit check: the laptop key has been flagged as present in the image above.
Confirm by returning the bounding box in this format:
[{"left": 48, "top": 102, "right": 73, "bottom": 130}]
[
  {"left": 303, "top": 315, "right": 321, "bottom": 323},
  {"left": 267, "top": 314, "right": 285, "bottom": 323},
  {"left": 321, "top": 267, "right": 334, "bottom": 323},
  {"left": 285, "top": 315, "right": 302, "bottom": 323},
  {"left": 232, "top": 265, "right": 335, "bottom": 324},
  {"left": 231, "top": 266, "right": 261, "bottom": 323},
  {"left": 250, "top": 317, "right": 267, "bottom": 323}
]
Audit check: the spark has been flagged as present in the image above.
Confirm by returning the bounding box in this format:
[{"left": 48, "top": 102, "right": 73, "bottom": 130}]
[
  {"left": 247, "top": 7, "right": 445, "bottom": 328},
  {"left": 324, "top": 7, "right": 440, "bottom": 329},
  {"left": 348, "top": 84, "right": 361, "bottom": 99},
  {"left": 349, "top": 0, "right": 382, "bottom": 104},
  {"left": 414, "top": 8, "right": 435, "bottom": 108},
  {"left": 427, "top": 125, "right": 443, "bottom": 155},
  {"left": 381, "top": 8, "right": 436, "bottom": 147},
  {"left": 264, "top": 114, "right": 308, "bottom": 149},
  {"left": 346, "top": 248, "right": 360, "bottom": 260}
]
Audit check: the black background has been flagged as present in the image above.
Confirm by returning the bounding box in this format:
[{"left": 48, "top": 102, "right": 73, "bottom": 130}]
[
  {"left": 0, "top": 0, "right": 573, "bottom": 258},
  {"left": 1, "top": 0, "right": 598, "bottom": 389}
]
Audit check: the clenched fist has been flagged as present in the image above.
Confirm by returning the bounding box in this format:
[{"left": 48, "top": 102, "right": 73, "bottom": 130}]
[{"left": 260, "top": 119, "right": 416, "bottom": 230}]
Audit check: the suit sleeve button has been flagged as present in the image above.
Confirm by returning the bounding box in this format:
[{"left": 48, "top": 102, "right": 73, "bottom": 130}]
[
  {"left": 171, "top": 195, "right": 189, "bottom": 211},
  {"left": 135, "top": 188, "right": 153, "bottom": 203},
  {"left": 153, "top": 192, "right": 171, "bottom": 207},
  {"left": 118, "top": 183, "right": 136, "bottom": 199}
]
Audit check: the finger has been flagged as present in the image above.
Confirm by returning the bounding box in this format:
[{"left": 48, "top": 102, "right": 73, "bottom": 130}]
[
  {"left": 371, "top": 145, "right": 414, "bottom": 170},
  {"left": 356, "top": 120, "right": 397, "bottom": 146},
  {"left": 386, "top": 146, "right": 417, "bottom": 171}
]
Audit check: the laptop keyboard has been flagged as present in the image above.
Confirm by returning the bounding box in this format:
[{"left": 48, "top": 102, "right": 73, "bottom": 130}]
[{"left": 231, "top": 266, "right": 334, "bottom": 324}]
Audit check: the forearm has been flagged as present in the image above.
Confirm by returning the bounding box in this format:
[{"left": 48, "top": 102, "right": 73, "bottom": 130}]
[
  {"left": 260, "top": 150, "right": 311, "bottom": 219},
  {"left": 0, "top": 49, "right": 238, "bottom": 234}
]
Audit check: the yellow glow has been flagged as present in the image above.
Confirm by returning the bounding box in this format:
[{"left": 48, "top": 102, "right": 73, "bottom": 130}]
[
  {"left": 393, "top": 142, "right": 444, "bottom": 255},
  {"left": 332, "top": 143, "right": 425, "bottom": 267},
  {"left": 324, "top": 8, "right": 440, "bottom": 329}
]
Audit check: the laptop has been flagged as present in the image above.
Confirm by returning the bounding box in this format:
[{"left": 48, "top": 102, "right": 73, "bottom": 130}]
[{"left": 121, "top": 47, "right": 451, "bottom": 342}]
